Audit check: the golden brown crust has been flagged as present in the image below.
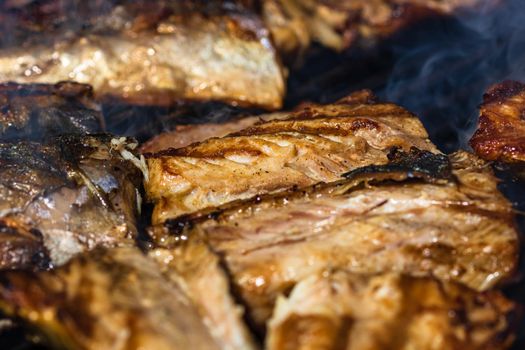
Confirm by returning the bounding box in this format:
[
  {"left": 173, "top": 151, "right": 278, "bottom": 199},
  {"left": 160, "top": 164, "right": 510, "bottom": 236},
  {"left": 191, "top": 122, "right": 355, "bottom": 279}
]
[
  {"left": 0, "top": 1, "right": 285, "bottom": 109},
  {"left": 145, "top": 91, "right": 438, "bottom": 223},
  {"left": 470, "top": 80, "right": 525, "bottom": 164}
]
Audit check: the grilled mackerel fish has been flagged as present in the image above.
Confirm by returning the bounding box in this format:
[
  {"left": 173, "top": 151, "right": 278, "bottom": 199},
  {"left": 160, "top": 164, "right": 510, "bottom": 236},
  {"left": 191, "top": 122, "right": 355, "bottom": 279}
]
[
  {"left": 0, "top": 134, "right": 143, "bottom": 268},
  {"left": 0, "top": 247, "right": 231, "bottom": 350},
  {"left": 146, "top": 91, "right": 438, "bottom": 223},
  {"left": 150, "top": 238, "right": 257, "bottom": 350},
  {"left": 0, "top": 82, "right": 103, "bottom": 141},
  {"left": 470, "top": 80, "right": 525, "bottom": 166},
  {"left": 0, "top": 0, "right": 284, "bottom": 109},
  {"left": 140, "top": 113, "right": 289, "bottom": 153},
  {"left": 151, "top": 150, "right": 518, "bottom": 328},
  {"left": 262, "top": 0, "right": 482, "bottom": 55},
  {"left": 267, "top": 270, "right": 516, "bottom": 350}
]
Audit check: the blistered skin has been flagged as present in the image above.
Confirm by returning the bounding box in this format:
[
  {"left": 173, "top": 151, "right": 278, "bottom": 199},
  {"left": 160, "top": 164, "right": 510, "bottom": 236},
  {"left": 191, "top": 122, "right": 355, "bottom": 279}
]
[
  {"left": 152, "top": 151, "right": 518, "bottom": 328},
  {"left": 0, "top": 1, "right": 285, "bottom": 109},
  {"left": 470, "top": 80, "right": 525, "bottom": 164},
  {"left": 0, "top": 82, "right": 103, "bottom": 141},
  {"left": 0, "top": 135, "right": 143, "bottom": 267},
  {"left": 267, "top": 271, "right": 516, "bottom": 350},
  {"left": 145, "top": 91, "right": 438, "bottom": 223},
  {"left": 0, "top": 247, "right": 223, "bottom": 350}
]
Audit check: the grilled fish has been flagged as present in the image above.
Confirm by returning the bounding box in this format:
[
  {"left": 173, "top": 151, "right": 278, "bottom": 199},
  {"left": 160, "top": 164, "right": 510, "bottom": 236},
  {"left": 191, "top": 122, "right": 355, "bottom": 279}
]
[
  {"left": 0, "top": 0, "right": 285, "bottom": 109},
  {"left": 267, "top": 270, "right": 516, "bottom": 350},
  {"left": 0, "top": 247, "right": 226, "bottom": 350},
  {"left": 150, "top": 238, "right": 257, "bottom": 350},
  {"left": 145, "top": 91, "right": 438, "bottom": 223},
  {"left": 0, "top": 134, "right": 143, "bottom": 267},
  {"left": 470, "top": 80, "right": 525, "bottom": 165},
  {"left": 262, "top": 0, "right": 482, "bottom": 55},
  {"left": 140, "top": 113, "right": 289, "bottom": 154},
  {"left": 0, "top": 82, "right": 103, "bottom": 141},
  {"left": 150, "top": 149, "right": 518, "bottom": 328}
]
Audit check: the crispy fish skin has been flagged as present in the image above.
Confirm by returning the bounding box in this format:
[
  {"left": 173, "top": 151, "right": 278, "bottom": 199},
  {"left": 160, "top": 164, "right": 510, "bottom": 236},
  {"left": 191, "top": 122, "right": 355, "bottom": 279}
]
[
  {"left": 150, "top": 239, "right": 258, "bottom": 350},
  {"left": 470, "top": 80, "right": 525, "bottom": 164},
  {"left": 0, "top": 82, "right": 103, "bottom": 141},
  {"left": 267, "top": 270, "right": 516, "bottom": 350},
  {"left": 0, "top": 134, "right": 143, "bottom": 267},
  {"left": 0, "top": 247, "right": 222, "bottom": 350},
  {"left": 0, "top": 1, "right": 285, "bottom": 109},
  {"left": 152, "top": 150, "right": 518, "bottom": 328},
  {"left": 145, "top": 92, "right": 438, "bottom": 223}
]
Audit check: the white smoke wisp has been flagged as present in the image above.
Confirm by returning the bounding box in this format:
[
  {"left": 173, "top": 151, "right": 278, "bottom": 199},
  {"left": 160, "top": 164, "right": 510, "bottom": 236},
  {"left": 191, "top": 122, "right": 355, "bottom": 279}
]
[{"left": 379, "top": 0, "right": 525, "bottom": 153}]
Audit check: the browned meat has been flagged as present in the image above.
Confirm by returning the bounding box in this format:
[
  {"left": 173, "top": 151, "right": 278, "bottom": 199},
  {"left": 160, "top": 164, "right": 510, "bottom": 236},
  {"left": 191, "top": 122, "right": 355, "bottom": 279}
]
[
  {"left": 0, "top": 82, "right": 103, "bottom": 141},
  {"left": 140, "top": 113, "right": 288, "bottom": 153},
  {"left": 145, "top": 91, "right": 438, "bottom": 223},
  {"left": 0, "top": 247, "right": 226, "bottom": 350},
  {"left": 263, "top": 0, "right": 482, "bottom": 55},
  {"left": 150, "top": 150, "right": 518, "bottom": 328},
  {"left": 470, "top": 80, "right": 525, "bottom": 164},
  {"left": 150, "top": 239, "right": 257, "bottom": 350},
  {"left": 0, "top": 134, "right": 143, "bottom": 268},
  {"left": 0, "top": 1, "right": 285, "bottom": 109},
  {"left": 267, "top": 270, "right": 517, "bottom": 350}
]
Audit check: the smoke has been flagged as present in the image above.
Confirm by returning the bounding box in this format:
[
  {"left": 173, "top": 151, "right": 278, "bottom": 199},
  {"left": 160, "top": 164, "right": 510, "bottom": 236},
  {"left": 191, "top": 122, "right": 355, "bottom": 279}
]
[{"left": 378, "top": 0, "right": 525, "bottom": 153}]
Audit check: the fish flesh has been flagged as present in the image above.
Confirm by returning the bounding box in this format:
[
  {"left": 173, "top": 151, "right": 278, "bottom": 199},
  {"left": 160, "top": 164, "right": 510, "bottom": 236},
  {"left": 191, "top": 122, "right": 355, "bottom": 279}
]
[
  {"left": 470, "top": 80, "right": 525, "bottom": 165},
  {"left": 150, "top": 149, "right": 518, "bottom": 328},
  {"left": 263, "top": 0, "right": 485, "bottom": 55},
  {"left": 0, "top": 134, "right": 143, "bottom": 267},
  {"left": 0, "top": 247, "right": 226, "bottom": 350},
  {"left": 145, "top": 91, "right": 438, "bottom": 223},
  {"left": 0, "top": 0, "right": 285, "bottom": 109},
  {"left": 267, "top": 270, "right": 516, "bottom": 350}
]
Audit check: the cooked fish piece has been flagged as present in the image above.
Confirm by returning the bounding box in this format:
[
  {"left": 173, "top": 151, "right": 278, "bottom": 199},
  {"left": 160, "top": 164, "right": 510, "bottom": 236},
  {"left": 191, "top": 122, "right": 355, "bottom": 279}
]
[
  {"left": 0, "top": 134, "right": 143, "bottom": 267},
  {"left": 0, "top": 217, "right": 50, "bottom": 270},
  {"left": 470, "top": 80, "right": 525, "bottom": 165},
  {"left": 150, "top": 238, "right": 258, "bottom": 350},
  {"left": 267, "top": 270, "right": 516, "bottom": 350},
  {"left": 140, "top": 113, "right": 288, "bottom": 154},
  {"left": 145, "top": 91, "right": 438, "bottom": 223},
  {"left": 150, "top": 150, "right": 518, "bottom": 328},
  {"left": 0, "top": 247, "right": 223, "bottom": 350},
  {"left": 0, "top": 82, "right": 103, "bottom": 141},
  {"left": 0, "top": 1, "right": 285, "bottom": 109},
  {"left": 262, "top": 0, "right": 482, "bottom": 54}
]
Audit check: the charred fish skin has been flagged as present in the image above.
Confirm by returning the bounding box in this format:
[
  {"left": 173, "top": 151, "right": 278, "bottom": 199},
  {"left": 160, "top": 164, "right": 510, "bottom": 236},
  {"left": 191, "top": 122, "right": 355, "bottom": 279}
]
[
  {"left": 0, "top": 134, "right": 143, "bottom": 268},
  {"left": 0, "top": 0, "right": 285, "bottom": 109},
  {"left": 267, "top": 270, "right": 517, "bottom": 350},
  {"left": 145, "top": 91, "right": 439, "bottom": 223},
  {"left": 0, "top": 82, "right": 103, "bottom": 141},
  {"left": 152, "top": 150, "right": 518, "bottom": 328},
  {"left": 0, "top": 247, "right": 223, "bottom": 350}
]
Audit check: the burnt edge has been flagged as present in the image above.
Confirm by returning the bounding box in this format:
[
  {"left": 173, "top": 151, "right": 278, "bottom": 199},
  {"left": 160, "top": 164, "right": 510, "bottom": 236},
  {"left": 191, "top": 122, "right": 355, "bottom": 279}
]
[{"left": 343, "top": 147, "right": 452, "bottom": 182}]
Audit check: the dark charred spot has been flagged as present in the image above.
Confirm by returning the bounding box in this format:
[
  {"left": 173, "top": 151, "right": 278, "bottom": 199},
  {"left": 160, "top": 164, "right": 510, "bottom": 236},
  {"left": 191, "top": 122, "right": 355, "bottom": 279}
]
[
  {"left": 350, "top": 118, "right": 380, "bottom": 131},
  {"left": 343, "top": 147, "right": 452, "bottom": 182},
  {"left": 483, "top": 81, "right": 525, "bottom": 105}
]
